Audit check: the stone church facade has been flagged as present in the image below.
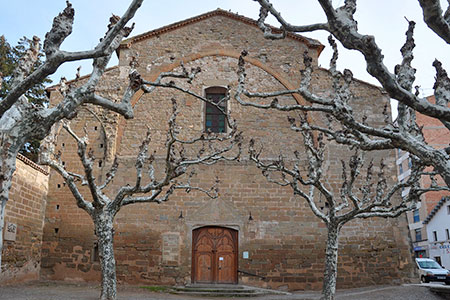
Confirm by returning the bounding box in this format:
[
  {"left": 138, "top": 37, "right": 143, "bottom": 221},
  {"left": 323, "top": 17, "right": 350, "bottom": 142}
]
[{"left": 36, "top": 10, "right": 416, "bottom": 290}]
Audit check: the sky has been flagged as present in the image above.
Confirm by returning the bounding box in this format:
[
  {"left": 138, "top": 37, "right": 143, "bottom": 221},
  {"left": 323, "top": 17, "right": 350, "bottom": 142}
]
[{"left": 1, "top": 0, "right": 449, "bottom": 98}]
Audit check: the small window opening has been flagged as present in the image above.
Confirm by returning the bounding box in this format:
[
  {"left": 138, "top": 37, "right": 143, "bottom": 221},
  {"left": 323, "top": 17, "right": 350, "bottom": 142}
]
[
  {"left": 54, "top": 228, "right": 59, "bottom": 234},
  {"left": 100, "top": 143, "right": 104, "bottom": 148},
  {"left": 413, "top": 209, "right": 420, "bottom": 223},
  {"left": 62, "top": 161, "right": 65, "bottom": 166},
  {"left": 415, "top": 228, "right": 422, "bottom": 242},
  {"left": 62, "top": 143, "right": 65, "bottom": 148},
  {"left": 56, "top": 204, "right": 60, "bottom": 211},
  {"left": 98, "top": 160, "right": 103, "bottom": 167},
  {"left": 205, "top": 87, "right": 227, "bottom": 133},
  {"left": 446, "top": 229, "right": 450, "bottom": 240},
  {"left": 435, "top": 256, "right": 442, "bottom": 266},
  {"left": 433, "top": 231, "right": 438, "bottom": 241},
  {"left": 94, "top": 126, "right": 98, "bottom": 131},
  {"left": 57, "top": 184, "right": 61, "bottom": 188}
]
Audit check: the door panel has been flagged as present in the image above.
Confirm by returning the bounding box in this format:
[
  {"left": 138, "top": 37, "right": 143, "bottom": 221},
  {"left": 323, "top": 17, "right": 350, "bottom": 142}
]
[
  {"left": 192, "top": 226, "right": 238, "bottom": 284},
  {"left": 196, "top": 253, "right": 213, "bottom": 282},
  {"left": 217, "top": 252, "right": 234, "bottom": 283}
]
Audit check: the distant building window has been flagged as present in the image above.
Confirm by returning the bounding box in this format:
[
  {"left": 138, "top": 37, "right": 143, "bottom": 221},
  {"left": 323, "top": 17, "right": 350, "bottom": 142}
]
[
  {"left": 415, "top": 228, "right": 422, "bottom": 242},
  {"left": 435, "top": 256, "right": 442, "bottom": 266},
  {"left": 205, "top": 87, "right": 227, "bottom": 133},
  {"left": 413, "top": 209, "right": 420, "bottom": 223},
  {"left": 433, "top": 231, "right": 438, "bottom": 242},
  {"left": 446, "top": 229, "right": 450, "bottom": 240},
  {"left": 408, "top": 158, "right": 412, "bottom": 168},
  {"left": 447, "top": 205, "right": 450, "bottom": 215}
]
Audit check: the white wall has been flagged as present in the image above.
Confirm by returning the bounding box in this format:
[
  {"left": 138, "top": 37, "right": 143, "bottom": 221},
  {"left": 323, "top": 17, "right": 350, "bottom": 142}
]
[{"left": 426, "top": 200, "right": 450, "bottom": 269}]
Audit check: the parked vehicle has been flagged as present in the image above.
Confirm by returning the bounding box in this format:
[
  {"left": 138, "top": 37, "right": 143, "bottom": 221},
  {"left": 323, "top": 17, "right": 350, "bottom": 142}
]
[{"left": 415, "top": 258, "right": 450, "bottom": 284}]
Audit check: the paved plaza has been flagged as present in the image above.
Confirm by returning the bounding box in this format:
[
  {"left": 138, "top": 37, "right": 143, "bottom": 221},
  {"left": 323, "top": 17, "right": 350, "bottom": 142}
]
[{"left": 0, "top": 281, "right": 449, "bottom": 300}]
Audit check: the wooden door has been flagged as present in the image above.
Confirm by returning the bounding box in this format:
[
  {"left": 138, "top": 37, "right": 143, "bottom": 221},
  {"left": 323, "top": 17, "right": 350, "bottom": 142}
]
[{"left": 192, "top": 226, "right": 238, "bottom": 284}]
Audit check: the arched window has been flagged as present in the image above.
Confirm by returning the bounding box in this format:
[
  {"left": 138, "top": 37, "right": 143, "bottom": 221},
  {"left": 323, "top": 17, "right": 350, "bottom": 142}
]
[{"left": 205, "top": 86, "right": 227, "bottom": 133}]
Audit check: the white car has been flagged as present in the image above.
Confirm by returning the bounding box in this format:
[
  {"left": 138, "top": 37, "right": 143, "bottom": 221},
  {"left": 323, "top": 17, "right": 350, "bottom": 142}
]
[{"left": 415, "top": 258, "right": 450, "bottom": 284}]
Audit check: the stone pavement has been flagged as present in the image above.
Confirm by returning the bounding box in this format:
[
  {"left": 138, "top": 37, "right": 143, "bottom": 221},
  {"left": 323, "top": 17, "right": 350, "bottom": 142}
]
[{"left": 0, "top": 281, "right": 448, "bottom": 300}]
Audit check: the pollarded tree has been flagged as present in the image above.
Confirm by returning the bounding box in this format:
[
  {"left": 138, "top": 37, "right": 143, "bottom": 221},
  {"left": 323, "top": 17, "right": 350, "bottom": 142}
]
[
  {"left": 246, "top": 120, "right": 447, "bottom": 299},
  {"left": 0, "top": 0, "right": 228, "bottom": 268},
  {"left": 242, "top": 3, "right": 450, "bottom": 295},
  {"left": 235, "top": 30, "right": 450, "bottom": 300},
  {"left": 0, "top": 0, "right": 144, "bottom": 268},
  {"left": 40, "top": 99, "right": 241, "bottom": 300}
]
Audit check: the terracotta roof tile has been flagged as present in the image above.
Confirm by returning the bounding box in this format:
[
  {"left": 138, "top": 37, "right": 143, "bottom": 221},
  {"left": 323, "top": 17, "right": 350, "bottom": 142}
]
[{"left": 423, "top": 196, "right": 450, "bottom": 224}]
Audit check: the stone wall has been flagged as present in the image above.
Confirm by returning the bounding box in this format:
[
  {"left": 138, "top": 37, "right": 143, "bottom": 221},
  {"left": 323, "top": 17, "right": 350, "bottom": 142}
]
[
  {"left": 1, "top": 154, "right": 49, "bottom": 285},
  {"left": 41, "top": 11, "right": 416, "bottom": 290}
]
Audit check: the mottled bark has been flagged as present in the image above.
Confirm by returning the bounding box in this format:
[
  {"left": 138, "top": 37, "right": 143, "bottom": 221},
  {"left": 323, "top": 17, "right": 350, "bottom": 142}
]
[
  {"left": 94, "top": 213, "right": 117, "bottom": 300},
  {"left": 418, "top": 0, "right": 450, "bottom": 44},
  {"left": 322, "top": 223, "right": 340, "bottom": 300}
]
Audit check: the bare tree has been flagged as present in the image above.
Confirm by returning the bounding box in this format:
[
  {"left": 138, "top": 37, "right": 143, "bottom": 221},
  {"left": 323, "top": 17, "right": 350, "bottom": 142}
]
[
  {"left": 0, "top": 0, "right": 228, "bottom": 268},
  {"left": 40, "top": 98, "right": 241, "bottom": 300},
  {"left": 0, "top": 0, "right": 145, "bottom": 267},
  {"left": 247, "top": 119, "right": 447, "bottom": 299},
  {"left": 252, "top": 0, "right": 450, "bottom": 188},
  {"left": 236, "top": 46, "right": 449, "bottom": 299},
  {"left": 235, "top": 1, "right": 450, "bottom": 297}
]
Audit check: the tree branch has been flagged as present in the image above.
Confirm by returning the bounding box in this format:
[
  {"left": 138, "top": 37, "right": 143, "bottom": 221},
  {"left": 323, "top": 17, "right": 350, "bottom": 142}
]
[
  {"left": 0, "top": 0, "right": 142, "bottom": 117},
  {"left": 418, "top": 0, "right": 450, "bottom": 44}
]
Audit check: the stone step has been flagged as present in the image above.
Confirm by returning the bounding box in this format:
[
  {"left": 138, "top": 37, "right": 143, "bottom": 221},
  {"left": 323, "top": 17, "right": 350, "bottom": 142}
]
[
  {"left": 171, "top": 284, "right": 286, "bottom": 298},
  {"left": 170, "top": 291, "right": 267, "bottom": 297},
  {"left": 182, "top": 284, "right": 246, "bottom": 289},
  {"left": 172, "top": 287, "right": 258, "bottom": 293}
]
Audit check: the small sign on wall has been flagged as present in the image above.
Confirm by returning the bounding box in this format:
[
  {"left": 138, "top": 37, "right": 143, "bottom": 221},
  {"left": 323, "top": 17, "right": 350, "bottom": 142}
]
[
  {"left": 4, "top": 222, "right": 17, "bottom": 241},
  {"left": 243, "top": 251, "right": 249, "bottom": 259}
]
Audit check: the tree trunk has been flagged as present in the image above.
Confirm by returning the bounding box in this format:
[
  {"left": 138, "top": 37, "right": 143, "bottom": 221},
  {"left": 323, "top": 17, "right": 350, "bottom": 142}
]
[
  {"left": 94, "top": 213, "right": 117, "bottom": 300},
  {"left": 321, "top": 223, "right": 341, "bottom": 300}
]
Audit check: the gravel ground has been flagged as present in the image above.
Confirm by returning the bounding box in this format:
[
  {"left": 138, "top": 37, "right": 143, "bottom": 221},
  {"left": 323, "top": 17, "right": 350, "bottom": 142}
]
[{"left": 0, "top": 281, "right": 448, "bottom": 300}]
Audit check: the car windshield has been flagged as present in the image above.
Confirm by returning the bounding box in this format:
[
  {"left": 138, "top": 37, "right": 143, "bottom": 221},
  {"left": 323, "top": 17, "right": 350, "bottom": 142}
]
[{"left": 418, "top": 260, "right": 442, "bottom": 269}]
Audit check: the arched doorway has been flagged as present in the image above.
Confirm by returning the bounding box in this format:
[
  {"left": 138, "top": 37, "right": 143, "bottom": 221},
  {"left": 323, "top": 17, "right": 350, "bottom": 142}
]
[{"left": 192, "top": 226, "right": 238, "bottom": 284}]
